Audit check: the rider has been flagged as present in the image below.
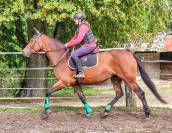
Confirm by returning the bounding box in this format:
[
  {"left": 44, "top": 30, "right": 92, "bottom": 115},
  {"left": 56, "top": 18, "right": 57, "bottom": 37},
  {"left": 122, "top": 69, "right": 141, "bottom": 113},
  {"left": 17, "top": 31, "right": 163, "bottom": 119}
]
[{"left": 65, "top": 12, "right": 97, "bottom": 78}]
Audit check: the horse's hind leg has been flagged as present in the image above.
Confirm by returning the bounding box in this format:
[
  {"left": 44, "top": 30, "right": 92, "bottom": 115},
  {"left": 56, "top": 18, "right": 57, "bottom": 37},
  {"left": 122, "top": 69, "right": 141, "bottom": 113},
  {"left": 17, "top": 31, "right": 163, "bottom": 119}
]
[
  {"left": 73, "top": 84, "right": 92, "bottom": 116},
  {"left": 102, "top": 76, "right": 123, "bottom": 117},
  {"left": 129, "top": 82, "right": 151, "bottom": 118}
]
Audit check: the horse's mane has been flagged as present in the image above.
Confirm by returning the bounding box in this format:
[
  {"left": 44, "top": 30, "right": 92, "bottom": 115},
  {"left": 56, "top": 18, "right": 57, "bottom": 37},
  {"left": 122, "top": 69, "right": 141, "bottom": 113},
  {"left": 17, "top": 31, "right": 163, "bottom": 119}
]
[
  {"left": 44, "top": 34, "right": 65, "bottom": 49},
  {"left": 51, "top": 38, "right": 65, "bottom": 49},
  {"left": 43, "top": 34, "right": 71, "bottom": 57}
]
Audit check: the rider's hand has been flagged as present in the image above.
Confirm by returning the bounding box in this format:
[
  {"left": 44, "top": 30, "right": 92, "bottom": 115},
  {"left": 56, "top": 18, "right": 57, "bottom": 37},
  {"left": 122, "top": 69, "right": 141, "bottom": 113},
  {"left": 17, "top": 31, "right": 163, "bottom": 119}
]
[{"left": 64, "top": 43, "right": 69, "bottom": 48}]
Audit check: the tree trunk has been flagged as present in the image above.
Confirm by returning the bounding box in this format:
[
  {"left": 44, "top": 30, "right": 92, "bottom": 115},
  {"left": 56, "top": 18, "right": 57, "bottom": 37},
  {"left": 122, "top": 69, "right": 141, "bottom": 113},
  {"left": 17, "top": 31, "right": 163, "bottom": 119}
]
[
  {"left": 53, "top": 22, "right": 63, "bottom": 39},
  {"left": 19, "top": 19, "right": 48, "bottom": 97},
  {"left": 0, "top": 77, "right": 3, "bottom": 96}
]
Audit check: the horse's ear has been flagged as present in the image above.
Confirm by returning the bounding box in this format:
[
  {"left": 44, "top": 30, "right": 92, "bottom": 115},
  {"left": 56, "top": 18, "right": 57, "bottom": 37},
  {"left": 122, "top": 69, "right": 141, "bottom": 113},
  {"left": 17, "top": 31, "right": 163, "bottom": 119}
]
[{"left": 33, "top": 28, "right": 41, "bottom": 36}]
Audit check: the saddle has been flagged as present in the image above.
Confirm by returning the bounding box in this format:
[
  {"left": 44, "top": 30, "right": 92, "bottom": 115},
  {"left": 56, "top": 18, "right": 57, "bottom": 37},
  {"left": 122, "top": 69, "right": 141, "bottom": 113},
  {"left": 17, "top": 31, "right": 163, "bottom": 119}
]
[{"left": 68, "top": 53, "right": 98, "bottom": 69}]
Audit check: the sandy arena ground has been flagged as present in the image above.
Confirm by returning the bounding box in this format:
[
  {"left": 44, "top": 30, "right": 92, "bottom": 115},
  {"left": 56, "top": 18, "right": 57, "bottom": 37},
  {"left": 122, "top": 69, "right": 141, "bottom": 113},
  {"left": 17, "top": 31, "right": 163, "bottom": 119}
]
[
  {"left": 0, "top": 110, "right": 172, "bottom": 133},
  {"left": 0, "top": 79, "right": 172, "bottom": 133}
]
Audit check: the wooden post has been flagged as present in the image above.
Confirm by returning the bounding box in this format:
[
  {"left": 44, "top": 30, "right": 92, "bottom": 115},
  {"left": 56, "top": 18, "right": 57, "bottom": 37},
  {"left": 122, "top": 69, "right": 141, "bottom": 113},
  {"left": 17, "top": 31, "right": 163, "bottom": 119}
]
[{"left": 125, "top": 84, "right": 136, "bottom": 107}]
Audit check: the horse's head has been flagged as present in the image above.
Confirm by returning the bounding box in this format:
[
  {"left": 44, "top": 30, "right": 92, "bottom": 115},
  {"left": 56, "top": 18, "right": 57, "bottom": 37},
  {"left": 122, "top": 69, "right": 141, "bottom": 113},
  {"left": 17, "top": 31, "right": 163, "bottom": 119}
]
[{"left": 23, "top": 28, "right": 43, "bottom": 57}]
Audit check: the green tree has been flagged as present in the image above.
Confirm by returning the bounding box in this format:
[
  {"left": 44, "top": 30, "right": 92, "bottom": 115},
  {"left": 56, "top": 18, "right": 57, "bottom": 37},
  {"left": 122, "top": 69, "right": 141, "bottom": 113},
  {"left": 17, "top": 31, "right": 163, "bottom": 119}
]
[{"left": 0, "top": 0, "right": 171, "bottom": 96}]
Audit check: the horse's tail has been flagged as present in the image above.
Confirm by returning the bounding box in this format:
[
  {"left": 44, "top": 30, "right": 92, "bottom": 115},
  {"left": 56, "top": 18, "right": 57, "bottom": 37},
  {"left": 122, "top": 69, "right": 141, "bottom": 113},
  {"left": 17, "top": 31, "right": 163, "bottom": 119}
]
[{"left": 133, "top": 53, "right": 167, "bottom": 104}]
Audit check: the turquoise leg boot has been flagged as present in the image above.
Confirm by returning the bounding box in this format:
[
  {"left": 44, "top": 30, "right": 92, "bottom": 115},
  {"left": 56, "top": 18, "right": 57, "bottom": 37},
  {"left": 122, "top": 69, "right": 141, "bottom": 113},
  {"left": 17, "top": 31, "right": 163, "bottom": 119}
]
[{"left": 84, "top": 103, "right": 92, "bottom": 116}]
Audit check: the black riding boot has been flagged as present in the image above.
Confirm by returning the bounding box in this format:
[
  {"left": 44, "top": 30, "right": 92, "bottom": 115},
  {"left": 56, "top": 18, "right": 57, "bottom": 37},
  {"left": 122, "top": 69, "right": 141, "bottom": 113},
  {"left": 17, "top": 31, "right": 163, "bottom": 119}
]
[{"left": 71, "top": 57, "right": 85, "bottom": 78}]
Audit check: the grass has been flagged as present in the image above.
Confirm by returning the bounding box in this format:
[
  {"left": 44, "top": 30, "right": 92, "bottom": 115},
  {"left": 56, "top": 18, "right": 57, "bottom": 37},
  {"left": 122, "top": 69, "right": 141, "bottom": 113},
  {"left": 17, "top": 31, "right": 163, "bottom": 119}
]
[
  {"left": 51, "top": 86, "right": 111, "bottom": 97},
  {"left": 0, "top": 108, "right": 42, "bottom": 113}
]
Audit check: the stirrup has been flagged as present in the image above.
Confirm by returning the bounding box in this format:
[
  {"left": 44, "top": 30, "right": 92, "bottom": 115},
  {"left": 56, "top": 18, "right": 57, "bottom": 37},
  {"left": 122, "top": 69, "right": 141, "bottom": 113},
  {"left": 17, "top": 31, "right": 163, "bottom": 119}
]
[{"left": 74, "top": 72, "right": 85, "bottom": 78}]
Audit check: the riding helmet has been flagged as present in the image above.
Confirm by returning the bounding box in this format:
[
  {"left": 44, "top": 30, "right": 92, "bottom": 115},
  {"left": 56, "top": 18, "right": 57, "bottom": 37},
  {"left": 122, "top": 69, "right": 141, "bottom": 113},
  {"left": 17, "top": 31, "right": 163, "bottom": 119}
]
[{"left": 73, "top": 12, "right": 86, "bottom": 21}]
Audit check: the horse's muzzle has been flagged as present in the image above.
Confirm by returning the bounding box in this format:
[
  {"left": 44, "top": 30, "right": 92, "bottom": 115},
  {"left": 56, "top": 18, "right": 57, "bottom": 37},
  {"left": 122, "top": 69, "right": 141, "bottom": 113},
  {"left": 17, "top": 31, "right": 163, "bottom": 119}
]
[{"left": 22, "top": 50, "right": 31, "bottom": 58}]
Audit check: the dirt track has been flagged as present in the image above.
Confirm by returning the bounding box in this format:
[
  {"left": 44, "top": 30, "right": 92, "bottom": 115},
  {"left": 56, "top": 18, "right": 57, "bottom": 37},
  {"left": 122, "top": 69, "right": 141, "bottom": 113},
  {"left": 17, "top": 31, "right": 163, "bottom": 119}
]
[
  {"left": 0, "top": 80, "right": 172, "bottom": 133},
  {"left": 0, "top": 110, "right": 172, "bottom": 133}
]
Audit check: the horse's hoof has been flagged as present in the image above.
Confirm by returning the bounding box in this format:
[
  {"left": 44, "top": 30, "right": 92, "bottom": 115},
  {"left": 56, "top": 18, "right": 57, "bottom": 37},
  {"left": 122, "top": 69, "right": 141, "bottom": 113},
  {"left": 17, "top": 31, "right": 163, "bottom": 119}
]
[
  {"left": 46, "top": 109, "right": 52, "bottom": 115},
  {"left": 100, "top": 111, "right": 109, "bottom": 119},
  {"left": 145, "top": 114, "right": 150, "bottom": 119},
  {"left": 144, "top": 111, "right": 151, "bottom": 119},
  {"left": 41, "top": 109, "right": 52, "bottom": 120},
  {"left": 85, "top": 113, "right": 92, "bottom": 117},
  {"left": 41, "top": 112, "right": 49, "bottom": 120}
]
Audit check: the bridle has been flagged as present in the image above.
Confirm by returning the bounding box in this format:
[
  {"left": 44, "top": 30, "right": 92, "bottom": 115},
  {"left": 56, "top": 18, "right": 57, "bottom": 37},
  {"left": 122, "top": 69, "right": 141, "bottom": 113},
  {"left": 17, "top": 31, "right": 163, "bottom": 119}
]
[
  {"left": 26, "top": 35, "right": 42, "bottom": 53},
  {"left": 25, "top": 34, "right": 70, "bottom": 66}
]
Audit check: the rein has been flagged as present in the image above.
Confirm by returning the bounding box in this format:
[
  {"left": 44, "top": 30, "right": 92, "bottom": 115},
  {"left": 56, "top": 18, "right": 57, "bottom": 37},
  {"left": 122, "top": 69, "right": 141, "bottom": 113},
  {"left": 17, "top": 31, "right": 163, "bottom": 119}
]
[
  {"left": 27, "top": 34, "right": 66, "bottom": 54},
  {"left": 43, "top": 48, "right": 67, "bottom": 53},
  {"left": 27, "top": 46, "right": 66, "bottom": 54},
  {"left": 52, "top": 48, "right": 70, "bottom": 66},
  {"left": 26, "top": 34, "right": 71, "bottom": 67},
  {"left": 27, "top": 46, "right": 70, "bottom": 66}
]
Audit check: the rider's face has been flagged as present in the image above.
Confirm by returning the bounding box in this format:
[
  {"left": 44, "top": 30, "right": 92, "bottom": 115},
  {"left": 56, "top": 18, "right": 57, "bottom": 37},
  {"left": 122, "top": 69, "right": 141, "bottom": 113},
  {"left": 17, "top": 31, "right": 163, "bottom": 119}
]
[{"left": 73, "top": 19, "right": 79, "bottom": 25}]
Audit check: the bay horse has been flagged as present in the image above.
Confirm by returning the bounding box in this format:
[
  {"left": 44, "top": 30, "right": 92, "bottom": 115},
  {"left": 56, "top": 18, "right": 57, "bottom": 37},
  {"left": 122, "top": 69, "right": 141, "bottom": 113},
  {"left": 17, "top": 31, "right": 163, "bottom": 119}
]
[{"left": 23, "top": 29, "right": 166, "bottom": 119}]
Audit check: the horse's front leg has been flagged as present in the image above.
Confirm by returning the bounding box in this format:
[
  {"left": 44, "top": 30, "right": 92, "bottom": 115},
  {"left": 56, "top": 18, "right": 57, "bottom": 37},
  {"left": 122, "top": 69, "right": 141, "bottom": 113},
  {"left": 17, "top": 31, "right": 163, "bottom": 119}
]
[
  {"left": 42, "top": 80, "right": 66, "bottom": 119},
  {"left": 73, "top": 84, "right": 92, "bottom": 116}
]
